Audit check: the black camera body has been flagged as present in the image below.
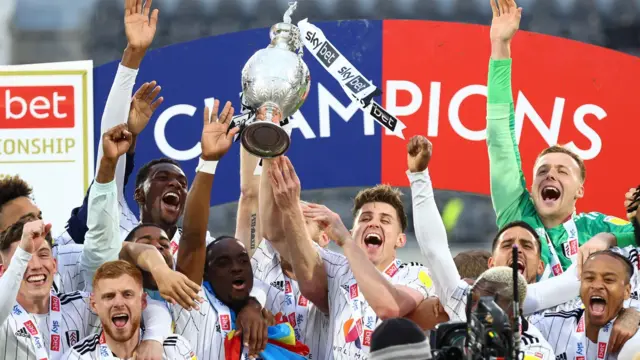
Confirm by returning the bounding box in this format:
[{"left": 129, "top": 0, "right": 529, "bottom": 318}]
[{"left": 431, "top": 296, "right": 515, "bottom": 360}]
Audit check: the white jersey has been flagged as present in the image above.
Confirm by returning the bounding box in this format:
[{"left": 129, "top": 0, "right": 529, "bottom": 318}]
[
  {"left": 611, "top": 246, "right": 640, "bottom": 310},
  {"left": 530, "top": 308, "right": 640, "bottom": 359},
  {"left": 0, "top": 291, "right": 101, "bottom": 360},
  {"left": 251, "top": 240, "right": 330, "bottom": 360},
  {"left": 60, "top": 333, "right": 195, "bottom": 360},
  {"left": 52, "top": 244, "right": 85, "bottom": 294},
  {"left": 318, "top": 248, "right": 435, "bottom": 360}
]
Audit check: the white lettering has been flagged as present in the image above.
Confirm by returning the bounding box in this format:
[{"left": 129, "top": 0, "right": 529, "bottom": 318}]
[
  {"left": 30, "top": 96, "right": 50, "bottom": 119},
  {"left": 566, "top": 104, "right": 605, "bottom": 160},
  {"left": 514, "top": 92, "right": 564, "bottom": 146},
  {"left": 318, "top": 83, "right": 361, "bottom": 138},
  {"left": 427, "top": 82, "right": 441, "bottom": 137},
  {"left": 289, "top": 111, "right": 316, "bottom": 139},
  {"left": 386, "top": 80, "right": 422, "bottom": 117},
  {"left": 154, "top": 104, "right": 201, "bottom": 161},
  {"left": 449, "top": 84, "right": 487, "bottom": 141},
  {"left": 52, "top": 92, "right": 67, "bottom": 118},
  {"left": 5, "top": 90, "right": 27, "bottom": 119}
]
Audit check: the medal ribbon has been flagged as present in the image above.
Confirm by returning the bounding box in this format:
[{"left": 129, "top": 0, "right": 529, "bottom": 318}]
[
  {"left": 297, "top": 19, "right": 407, "bottom": 139},
  {"left": 544, "top": 215, "right": 579, "bottom": 278},
  {"left": 572, "top": 312, "right": 613, "bottom": 360},
  {"left": 11, "top": 291, "right": 63, "bottom": 360},
  {"left": 347, "top": 259, "right": 403, "bottom": 349}
]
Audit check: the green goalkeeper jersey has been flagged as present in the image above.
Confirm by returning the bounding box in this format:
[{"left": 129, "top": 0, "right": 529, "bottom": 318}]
[{"left": 486, "top": 59, "right": 635, "bottom": 276}]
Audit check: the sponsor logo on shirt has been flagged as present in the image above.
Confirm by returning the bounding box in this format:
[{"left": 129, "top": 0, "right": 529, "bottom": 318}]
[
  {"left": 298, "top": 295, "right": 308, "bottom": 306},
  {"left": 288, "top": 313, "right": 297, "bottom": 327},
  {"left": 363, "top": 330, "right": 373, "bottom": 346},
  {"left": 285, "top": 281, "right": 292, "bottom": 294}
]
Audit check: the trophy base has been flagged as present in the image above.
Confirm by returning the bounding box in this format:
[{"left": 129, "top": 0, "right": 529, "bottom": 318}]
[{"left": 241, "top": 121, "right": 290, "bottom": 159}]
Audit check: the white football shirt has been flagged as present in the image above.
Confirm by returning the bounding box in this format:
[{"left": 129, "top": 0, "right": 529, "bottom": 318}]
[
  {"left": 60, "top": 333, "right": 195, "bottom": 360},
  {"left": 251, "top": 240, "right": 330, "bottom": 360},
  {"left": 318, "top": 248, "right": 435, "bottom": 360}
]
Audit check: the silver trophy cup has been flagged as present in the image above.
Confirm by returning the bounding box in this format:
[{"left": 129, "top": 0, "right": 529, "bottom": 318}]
[{"left": 239, "top": 3, "right": 311, "bottom": 158}]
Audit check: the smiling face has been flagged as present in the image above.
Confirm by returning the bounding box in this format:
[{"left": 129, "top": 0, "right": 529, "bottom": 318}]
[
  {"left": 2, "top": 240, "right": 57, "bottom": 303},
  {"left": 352, "top": 202, "right": 406, "bottom": 269},
  {"left": 135, "top": 163, "right": 188, "bottom": 228},
  {"left": 205, "top": 238, "right": 253, "bottom": 308},
  {"left": 580, "top": 254, "right": 631, "bottom": 327},
  {"left": 531, "top": 151, "right": 584, "bottom": 221},
  {"left": 488, "top": 226, "right": 544, "bottom": 284}
]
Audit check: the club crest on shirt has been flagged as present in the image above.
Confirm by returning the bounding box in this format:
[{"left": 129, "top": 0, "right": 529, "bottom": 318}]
[{"left": 66, "top": 330, "right": 79, "bottom": 346}]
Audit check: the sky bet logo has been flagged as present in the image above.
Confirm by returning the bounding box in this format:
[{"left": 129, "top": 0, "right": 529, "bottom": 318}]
[
  {"left": 306, "top": 30, "right": 340, "bottom": 68},
  {"left": 1, "top": 86, "right": 75, "bottom": 128},
  {"left": 337, "top": 67, "right": 371, "bottom": 95}
]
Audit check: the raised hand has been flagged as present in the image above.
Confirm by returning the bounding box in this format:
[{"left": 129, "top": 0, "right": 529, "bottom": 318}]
[
  {"left": 153, "top": 267, "right": 202, "bottom": 310},
  {"left": 407, "top": 135, "right": 433, "bottom": 173},
  {"left": 200, "top": 100, "right": 239, "bottom": 161},
  {"left": 269, "top": 157, "right": 301, "bottom": 211},
  {"left": 102, "top": 124, "right": 133, "bottom": 163},
  {"left": 302, "top": 203, "right": 351, "bottom": 247},
  {"left": 490, "top": 0, "right": 522, "bottom": 44},
  {"left": 19, "top": 220, "right": 51, "bottom": 254},
  {"left": 128, "top": 81, "right": 164, "bottom": 136},
  {"left": 124, "top": 0, "right": 159, "bottom": 52},
  {"left": 624, "top": 187, "right": 639, "bottom": 220}
]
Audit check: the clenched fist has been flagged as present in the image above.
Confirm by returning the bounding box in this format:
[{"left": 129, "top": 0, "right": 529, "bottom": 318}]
[{"left": 407, "top": 135, "right": 432, "bottom": 173}]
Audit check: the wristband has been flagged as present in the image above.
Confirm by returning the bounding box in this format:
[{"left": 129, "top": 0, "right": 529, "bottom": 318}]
[{"left": 196, "top": 158, "right": 218, "bottom": 174}]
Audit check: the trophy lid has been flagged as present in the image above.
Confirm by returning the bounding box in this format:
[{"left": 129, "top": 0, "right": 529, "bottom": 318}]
[{"left": 268, "top": 2, "right": 302, "bottom": 54}]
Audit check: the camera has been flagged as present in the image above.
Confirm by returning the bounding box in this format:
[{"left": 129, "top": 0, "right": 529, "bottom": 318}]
[{"left": 430, "top": 296, "right": 516, "bottom": 360}]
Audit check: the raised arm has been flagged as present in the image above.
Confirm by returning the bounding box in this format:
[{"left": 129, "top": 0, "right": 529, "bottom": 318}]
[
  {"left": 486, "top": 0, "right": 533, "bottom": 228},
  {"left": 0, "top": 220, "right": 51, "bottom": 324},
  {"left": 269, "top": 157, "right": 329, "bottom": 312},
  {"left": 407, "top": 136, "right": 462, "bottom": 301},
  {"left": 176, "top": 101, "right": 238, "bottom": 284},
  {"left": 80, "top": 125, "right": 133, "bottom": 291},
  {"left": 235, "top": 145, "right": 262, "bottom": 256}
]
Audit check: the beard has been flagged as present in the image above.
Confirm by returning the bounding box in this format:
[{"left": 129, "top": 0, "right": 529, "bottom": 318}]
[{"left": 103, "top": 314, "right": 141, "bottom": 342}]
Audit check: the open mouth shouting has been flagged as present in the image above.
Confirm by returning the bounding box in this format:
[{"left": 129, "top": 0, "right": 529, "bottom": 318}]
[
  {"left": 363, "top": 232, "right": 384, "bottom": 250},
  {"left": 231, "top": 277, "right": 248, "bottom": 292},
  {"left": 111, "top": 313, "right": 130, "bottom": 329},
  {"left": 540, "top": 185, "right": 561, "bottom": 207},
  {"left": 588, "top": 295, "right": 607, "bottom": 318},
  {"left": 25, "top": 274, "right": 47, "bottom": 286},
  {"left": 161, "top": 191, "right": 181, "bottom": 214},
  {"left": 508, "top": 259, "right": 526, "bottom": 275}
]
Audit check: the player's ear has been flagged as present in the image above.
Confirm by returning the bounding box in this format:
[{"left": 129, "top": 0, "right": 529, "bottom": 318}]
[
  {"left": 141, "top": 292, "right": 148, "bottom": 311},
  {"left": 134, "top": 187, "right": 145, "bottom": 205},
  {"left": 90, "top": 293, "right": 98, "bottom": 313},
  {"left": 487, "top": 257, "right": 495, "bottom": 268},
  {"left": 395, "top": 233, "right": 407, "bottom": 249},
  {"left": 625, "top": 283, "right": 632, "bottom": 300}
]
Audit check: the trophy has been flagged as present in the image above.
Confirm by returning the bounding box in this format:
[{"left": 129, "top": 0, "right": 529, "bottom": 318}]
[{"left": 236, "top": 1, "right": 311, "bottom": 158}]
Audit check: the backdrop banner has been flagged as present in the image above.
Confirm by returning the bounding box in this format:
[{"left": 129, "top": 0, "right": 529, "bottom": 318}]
[{"left": 93, "top": 20, "right": 640, "bottom": 218}]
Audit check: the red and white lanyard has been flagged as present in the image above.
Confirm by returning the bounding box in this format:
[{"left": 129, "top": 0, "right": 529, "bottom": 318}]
[
  {"left": 283, "top": 276, "right": 310, "bottom": 341},
  {"left": 572, "top": 314, "right": 613, "bottom": 360},
  {"left": 546, "top": 215, "right": 579, "bottom": 277},
  {"left": 11, "top": 291, "right": 63, "bottom": 360},
  {"left": 348, "top": 258, "right": 403, "bottom": 348},
  {"left": 203, "top": 284, "right": 249, "bottom": 360},
  {"left": 98, "top": 330, "right": 144, "bottom": 360}
]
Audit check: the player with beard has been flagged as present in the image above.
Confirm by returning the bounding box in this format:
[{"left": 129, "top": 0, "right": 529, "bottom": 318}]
[
  {"left": 531, "top": 251, "right": 640, "bottom": 359},
  {"left": 486, "top": 0, "right": 635, "bottom": 279},
  {"left": 407, "top": 134, "right": 640, "bottom": 354},
  {"left": 266, "top": 156, "right": 437, "bottom": 360},
  {"left": 60, "top": 261, "right": 195, "bottom": 360}
]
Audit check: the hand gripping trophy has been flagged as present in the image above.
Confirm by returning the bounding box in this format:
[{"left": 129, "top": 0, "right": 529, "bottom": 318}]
[{"left": 233, "top": 1, "right": 310, "bottom": 158}]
